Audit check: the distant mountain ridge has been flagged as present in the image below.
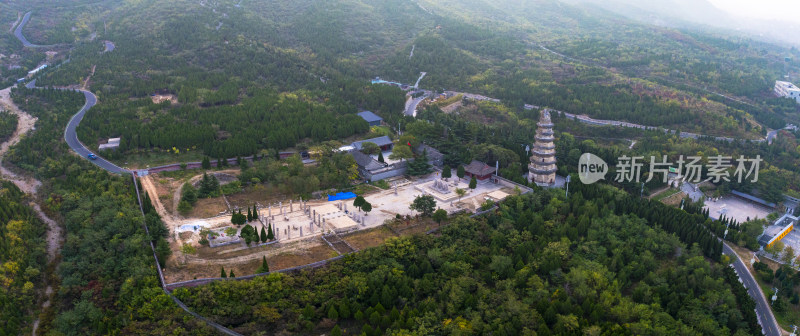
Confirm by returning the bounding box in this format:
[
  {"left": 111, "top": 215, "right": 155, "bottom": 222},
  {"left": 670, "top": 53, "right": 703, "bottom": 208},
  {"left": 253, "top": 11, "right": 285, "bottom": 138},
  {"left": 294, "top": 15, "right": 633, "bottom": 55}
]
[{"left": 567, "top": 0, "right": 800, "bottom": 46}]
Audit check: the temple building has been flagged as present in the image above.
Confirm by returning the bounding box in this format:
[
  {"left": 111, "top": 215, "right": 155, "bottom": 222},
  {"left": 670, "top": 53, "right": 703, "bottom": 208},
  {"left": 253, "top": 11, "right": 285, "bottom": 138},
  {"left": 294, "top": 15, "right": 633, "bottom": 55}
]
[{"left": 528, "top": 109, "right": 557, "bottom": 186}]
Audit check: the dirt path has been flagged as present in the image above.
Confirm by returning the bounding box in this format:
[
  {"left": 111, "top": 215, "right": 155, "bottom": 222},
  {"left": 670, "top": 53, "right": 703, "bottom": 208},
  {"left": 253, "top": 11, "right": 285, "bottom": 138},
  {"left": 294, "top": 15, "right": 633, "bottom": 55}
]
[
  {"left": 0, "top": 87, "right": 41, "bottom": 193},
  {"left": 140, "top": 174, "right": 179, "bottom": 228},
  {"left": 82, "top": 65, "right": 96, "bottom": 90},
  {"left": 0, "top": 85, "right": 63, "bottom": 336},
  {"left": 9, "top": 12, "right": 21, "bottom": 33}
]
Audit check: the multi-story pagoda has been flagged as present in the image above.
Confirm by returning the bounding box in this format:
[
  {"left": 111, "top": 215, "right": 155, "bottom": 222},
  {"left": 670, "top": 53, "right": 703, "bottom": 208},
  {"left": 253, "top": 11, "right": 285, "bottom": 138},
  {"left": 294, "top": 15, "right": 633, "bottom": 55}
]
[{"left": 528, "top": 109, "right": 557, "bottom": 186}]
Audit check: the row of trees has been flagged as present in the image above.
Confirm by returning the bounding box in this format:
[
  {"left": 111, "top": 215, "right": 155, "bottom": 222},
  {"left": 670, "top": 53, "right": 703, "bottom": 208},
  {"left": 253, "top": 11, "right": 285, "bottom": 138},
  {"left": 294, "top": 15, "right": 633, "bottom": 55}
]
[{"left": 240, "top": 224, "right": 274, "bottom": 246}]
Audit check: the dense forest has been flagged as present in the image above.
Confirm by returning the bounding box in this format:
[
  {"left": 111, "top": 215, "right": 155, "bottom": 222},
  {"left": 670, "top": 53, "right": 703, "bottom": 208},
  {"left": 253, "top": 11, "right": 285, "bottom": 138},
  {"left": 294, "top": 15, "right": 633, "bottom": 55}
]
[
  {"left": 0, "top": 181, "right": 47, "bottom": 334},
  {"left": 4, "top": 0, "right": 800, "bottom": 333},
  {"left": 7, "top": 88, "right": 212, "bottom": 334},
  {"left": 174, "top": 184, "right": 754, "bottom": 335},
  {"left": 0, "top": 111, "right": 18, "bottom": 143},
  {"left": 24, "top": 0, "right": 795, "bottom": 163}
]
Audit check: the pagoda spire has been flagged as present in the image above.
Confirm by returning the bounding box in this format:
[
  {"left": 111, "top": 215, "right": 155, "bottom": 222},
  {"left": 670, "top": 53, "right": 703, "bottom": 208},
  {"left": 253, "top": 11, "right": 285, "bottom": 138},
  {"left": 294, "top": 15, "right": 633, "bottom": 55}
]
[{"left": 528, "top": 109, "right": 557, "bottom": 186}]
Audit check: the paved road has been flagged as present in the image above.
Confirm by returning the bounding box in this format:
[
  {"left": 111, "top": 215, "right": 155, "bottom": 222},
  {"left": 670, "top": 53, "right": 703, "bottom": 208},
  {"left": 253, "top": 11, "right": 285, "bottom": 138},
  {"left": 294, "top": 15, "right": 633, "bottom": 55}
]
[
  {"left": 722, "top": 242, "right": 782, "bottom": 336},
  {"left": 14, "top": 12, "right": 55, "bottom": 48},
  {"left": 559, "top": 110, "right": 771, "bottom": 144},
  {"left": 404, "top": 95, "right": 425, "bottom": 117},
  {"left": 26, "top": 80, "right": 128, "bottom": 174}
]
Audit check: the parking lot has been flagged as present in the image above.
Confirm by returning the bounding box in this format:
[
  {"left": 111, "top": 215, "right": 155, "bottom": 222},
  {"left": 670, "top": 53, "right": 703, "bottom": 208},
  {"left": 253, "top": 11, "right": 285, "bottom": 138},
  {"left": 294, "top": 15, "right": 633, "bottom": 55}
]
[{"left": 704, "top": 195, "right": 773, "bottom": 223}]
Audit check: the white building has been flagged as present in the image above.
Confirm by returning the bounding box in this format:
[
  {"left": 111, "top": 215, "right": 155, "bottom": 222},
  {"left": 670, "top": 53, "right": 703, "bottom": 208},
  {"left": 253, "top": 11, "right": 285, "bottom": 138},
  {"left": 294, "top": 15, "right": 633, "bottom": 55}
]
[
  {"left": 27, "top": 64, "right": 48, "bottom": 75},
  {"left": 99, "top": 137, "right": 121, "bottom": 151},
  {"left": 774, "top": 81, "right": 800, "bottom": 103}
]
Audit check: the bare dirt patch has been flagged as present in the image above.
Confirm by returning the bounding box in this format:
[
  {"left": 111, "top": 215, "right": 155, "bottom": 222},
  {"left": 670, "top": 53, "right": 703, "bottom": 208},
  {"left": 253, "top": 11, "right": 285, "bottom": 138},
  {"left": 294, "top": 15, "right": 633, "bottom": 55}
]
[
  {"left": 270, "top": 243, "right": 339, "bottom": 269},
  {"left": 440, "top": 101, "right": 462, "bottom": 114},
  {"left": 225, "top": 185, "right": 288, "bottom": 209},
  {"left": 343, "top": 226, "right": 397, "bottom": 250},
  {"left": 151, "top": 94, "right": 177, "bottom": 105},
  {"left": 660, "top": 191, "right": 687, "bottom": 207},
  {"left": 188, "top": 197, "right": 229, "bottom": 218}
]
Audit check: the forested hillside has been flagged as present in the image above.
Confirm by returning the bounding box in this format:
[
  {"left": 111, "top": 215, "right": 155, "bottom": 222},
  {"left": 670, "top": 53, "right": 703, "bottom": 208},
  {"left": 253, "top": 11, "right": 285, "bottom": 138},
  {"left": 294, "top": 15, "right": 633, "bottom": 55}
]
[
  {"left": 7, "top": 88, "right": 213, "bottom": 334},
  {"left": 4, "top": 0, "right": 800, "bottom": 333},
  {"left": 23, "top": 0, "right": 797, "bottom": 164},
  {"left": 0, "top": 181, "right": 47, "bottom": 334},
  {"left": 175, "top": 185, "right": 755, "bottom": 335}
]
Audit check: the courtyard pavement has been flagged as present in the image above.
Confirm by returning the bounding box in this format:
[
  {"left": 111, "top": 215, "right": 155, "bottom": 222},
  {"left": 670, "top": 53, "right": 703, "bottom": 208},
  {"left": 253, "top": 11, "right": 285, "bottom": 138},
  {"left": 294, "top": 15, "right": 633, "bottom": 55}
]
[{"left": 704, "top": 195, "right": 773, "bottom": 222}]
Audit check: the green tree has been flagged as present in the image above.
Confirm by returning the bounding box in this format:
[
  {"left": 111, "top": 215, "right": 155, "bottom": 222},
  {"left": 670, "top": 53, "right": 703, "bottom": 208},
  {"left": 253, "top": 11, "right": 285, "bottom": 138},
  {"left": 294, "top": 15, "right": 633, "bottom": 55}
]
[
  {"left": 782, "top": 246, "right": 796, "bottom": 265},
  {"left": 378, "top": 151, "right": 385, "bottom": 163},
  {"left": 302, "top": 304, "right": 316, "bottom": 320},
  {"left": 331, "top": 325, "right": 342, "bottom": 336},
  {"left": 247, "top": 208, "right": 253, "bottom": 222},
  {"left": 389, "top": 145, "right": 414, "bottom": 162},
  {"left": 360, "top": 142, "right": 381, "bottom": 155},
  {"left": 410, "top": 195, "right": 436, "bottom": 216},
  {"left": 181, "top": 183, "right": 198, "bottom": 205},
  {"left": 399, "top": 135, "right": 420, "bottom": 148},
  {"left": 221, "top": 266, "right": 227, "bottom": 278},
  {"left": 432, "top": 209, "right": 447, "bottom": 223},
  {"left": 267, "top": 223, "right": 275, "bottom": 240},
  {"left": 231, "top": 210, "right": 246, "bottom": 225},
  {"left": 353, "top": 196, "right": 366, "bottom": 210},
  {"left": 407, "top": 149, "right": 431, "bottom": 176},
  {"left": 328, "top": 306, "right": 339, "bottom": 320},
  {"left": 229, "top": 270, "right": 235, "bottom": 278},
  {"left": 202, "top": 156, "right": 211, "bottom": 169},
  {"left": 457, "top": 165, "right": 465, "bottom": 179},
  {"left": 256, "top": 256, "right": 269, "bottom": 273},
  {"left": 455, "top": 188, "right": 466, "bottom": 202},
  {"left": 362, "top": 201, "right": 372, "bottom": 214},
  {"left": 469, "top": 176, "right": 477, "bottom": 189},
  {"left": 177, "top": 200, "right": 192, "bottom": 215},
  {"left": 442, "top": 165, "right": 452, "bottom": 178},
  {"left": 338, "top": 302, "right": 351, "bottom": 319},
  {"left": 766, "top": 241, "right": 785, "bottom": 256},
  {"left": 260, "top": 226, "right": 267, "bottom": 242},
  {"left": 253, "top": 205, "right": 258, "bottom": 219}
]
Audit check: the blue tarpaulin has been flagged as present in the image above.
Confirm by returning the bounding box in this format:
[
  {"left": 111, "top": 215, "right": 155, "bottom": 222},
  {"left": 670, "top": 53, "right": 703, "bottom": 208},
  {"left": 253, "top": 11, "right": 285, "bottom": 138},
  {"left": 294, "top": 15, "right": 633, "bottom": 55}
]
[{"left": 328, "top": 192, "right": 357, "bottom": 201}]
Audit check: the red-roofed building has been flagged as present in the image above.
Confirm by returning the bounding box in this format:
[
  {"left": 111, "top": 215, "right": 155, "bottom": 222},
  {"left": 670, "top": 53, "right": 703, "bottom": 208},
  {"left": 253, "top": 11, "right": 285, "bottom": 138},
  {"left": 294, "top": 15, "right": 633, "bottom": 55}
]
[{"left": 464, "top": 160, "right": 496, "bottom": 180}]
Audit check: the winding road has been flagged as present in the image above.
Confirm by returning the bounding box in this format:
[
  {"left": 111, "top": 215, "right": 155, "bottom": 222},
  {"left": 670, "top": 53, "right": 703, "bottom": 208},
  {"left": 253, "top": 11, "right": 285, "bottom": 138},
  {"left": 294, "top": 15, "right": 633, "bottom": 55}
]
[
  {"left": 556, "top": 109, "right": 783, "bottom": 144},
  {"left": 14, "top": 12, "right": 55, "bottom": 48},
  {"left": 25, "top": 80, "right": 128, "bottom": 174}
]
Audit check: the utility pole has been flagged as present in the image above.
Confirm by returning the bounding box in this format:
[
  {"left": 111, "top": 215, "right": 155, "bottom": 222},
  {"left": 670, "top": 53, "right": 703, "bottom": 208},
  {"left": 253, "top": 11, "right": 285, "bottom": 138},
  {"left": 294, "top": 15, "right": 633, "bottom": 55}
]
[
  {"left": 565, "top": 175, "right": 571, "bottom": 198},
  {"left": 772, "top": 288, "right": 779, "bottom": 306}
]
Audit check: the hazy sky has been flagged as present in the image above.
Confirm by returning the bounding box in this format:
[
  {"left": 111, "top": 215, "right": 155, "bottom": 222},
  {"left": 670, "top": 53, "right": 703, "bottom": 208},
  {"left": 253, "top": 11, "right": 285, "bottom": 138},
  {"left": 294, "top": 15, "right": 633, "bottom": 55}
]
[{"left": 708, "top": 0, "right": 800, "bottom": 24}]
